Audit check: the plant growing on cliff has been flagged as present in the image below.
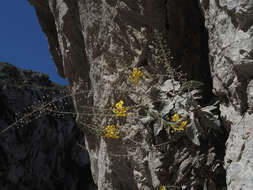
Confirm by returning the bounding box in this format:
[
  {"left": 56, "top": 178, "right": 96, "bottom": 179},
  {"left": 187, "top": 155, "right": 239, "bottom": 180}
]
[
  {"left": 128, "top": 68, "right": 145, "bottom": 84},
  {"left": 136, "top": 29, "right": 222, "bottom": 150},
  {"left": 168, "top": 113, "right": 188, "bottom": 132},
  {"left": 2, "top": 30, "right": 222, "bottom": 160},
  {"left": 112, "top": 100, "right": 129, "bottom": 117},
  {"left": 0, "top": 87, "right": 74, "bottom": 134},
  {"left": 104, "top": 125, "right": 120, "bottom": 138}
]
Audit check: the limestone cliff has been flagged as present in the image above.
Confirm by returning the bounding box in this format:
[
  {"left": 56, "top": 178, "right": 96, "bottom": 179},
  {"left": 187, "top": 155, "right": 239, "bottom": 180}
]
[
  {"left": 200, "top": 1, "right": 253, "bottom": 189},
  {"left": 29, "top": 0, "right": 253, "bottom": 189},
  {"left": 0, "top": 62, "right": 95, "bottom": 190}
]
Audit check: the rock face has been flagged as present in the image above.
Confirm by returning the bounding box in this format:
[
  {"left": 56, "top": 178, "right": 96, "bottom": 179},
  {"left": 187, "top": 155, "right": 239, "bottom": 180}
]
[
  {"left": 29, "top": 0, "right": 253, "bottom": 189},
  {"left": 0, "top": 62, "right": 96, "bottom": 190},
  {"left": 200, "top": 1, "right": 253, "bottom": 189}
]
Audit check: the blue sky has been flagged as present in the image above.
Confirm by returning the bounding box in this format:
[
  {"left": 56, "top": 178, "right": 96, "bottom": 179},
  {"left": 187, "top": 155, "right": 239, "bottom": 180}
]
[{"left": 0, "top": 0, "right": 67, "bottom": 85}]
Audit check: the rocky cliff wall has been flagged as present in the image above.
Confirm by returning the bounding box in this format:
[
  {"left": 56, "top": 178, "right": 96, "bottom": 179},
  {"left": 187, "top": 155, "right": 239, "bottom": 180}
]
[
  {"left": 0, "top": 62, "right": 95, "bottom": 190},
  {"left": 29, "top": 0, "right": 253, "bottom": 189},
  {"left": 200, "top": 1, "right": 253, "bottom": 189}
]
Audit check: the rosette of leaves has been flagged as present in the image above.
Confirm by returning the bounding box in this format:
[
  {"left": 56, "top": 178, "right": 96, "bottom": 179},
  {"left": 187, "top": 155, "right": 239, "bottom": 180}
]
[{"left": 148, "top": 110, "right": 167, "bottom": 136}]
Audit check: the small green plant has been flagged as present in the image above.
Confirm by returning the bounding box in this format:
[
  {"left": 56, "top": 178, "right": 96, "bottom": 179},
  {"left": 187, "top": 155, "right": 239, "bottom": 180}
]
[{"left": 2, "top": 29, "right": 223, "bottom": 189}]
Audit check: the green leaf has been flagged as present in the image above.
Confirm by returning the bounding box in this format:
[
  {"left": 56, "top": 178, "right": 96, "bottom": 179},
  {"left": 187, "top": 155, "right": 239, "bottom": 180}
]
[
  {"left": 149, "top": 87, "right": 160, "bottom": 99},
  {"left": 185, "top": 120, "right": 200, "bottom": 146},
  {"left": 153, "top": 122, "right": 164, "bottom": 136},
  {"left": 199, "top": 110, "right": 222, "bottom": 132}
]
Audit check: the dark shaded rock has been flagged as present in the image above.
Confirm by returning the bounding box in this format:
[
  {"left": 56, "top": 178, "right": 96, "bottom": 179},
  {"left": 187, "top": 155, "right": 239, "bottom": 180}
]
[
  {"left": 200, "top": 0, "right": 253, "bottom": 189},
  {"left": 0, "top": 62, "right": 96, "bottom": 190}
]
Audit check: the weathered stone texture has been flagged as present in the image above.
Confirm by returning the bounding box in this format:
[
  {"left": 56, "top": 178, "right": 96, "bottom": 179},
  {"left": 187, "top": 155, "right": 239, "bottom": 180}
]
[
  {"left": 28, "top": 0, "right": 237, "bottom": 189},
  {"left": 200, "top": 0, "right": 253, "bottom": 189}
]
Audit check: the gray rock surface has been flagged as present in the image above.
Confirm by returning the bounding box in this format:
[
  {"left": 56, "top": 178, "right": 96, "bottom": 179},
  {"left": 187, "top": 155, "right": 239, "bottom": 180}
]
[
  {"left": 29, "top": 0, "right": 253, "bottom": 189},
  {"left": 28, "top": 0, "right": 229, "bottom": 189},
  {"left": 0, "top": 62, "right": 96, "bottom": 190},
  {"left": 200, "top": 0, "right": 253, "bottom": 189}
]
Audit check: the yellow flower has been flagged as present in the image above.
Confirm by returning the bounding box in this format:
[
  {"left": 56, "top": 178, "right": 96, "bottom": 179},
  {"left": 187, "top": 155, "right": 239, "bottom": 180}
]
[
  {"left": 172, "top": 113, "right": 179, "bottom": 122},
  {"left": 105, "top": 125, "right": 120, "bottom": 139},
  {"left": 160, "top": 186, "right": 166, "bottom": 190},
  {"left": 128, "top": 68, "right": 144, "bottom": 84},
  {"left": 170, "top": 113, "right": 188, "bottom": 132},
  {"left": 179, "top": 120, "right": 187, "bottom": 128},
  {"left": 115, "top": 100, "right": 123, "bottom": 109},
  {"left": 112, "top": 100, "right": 129, "bottom": 117}
]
